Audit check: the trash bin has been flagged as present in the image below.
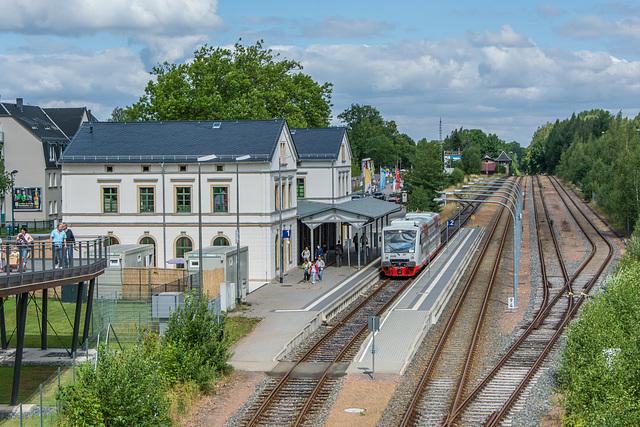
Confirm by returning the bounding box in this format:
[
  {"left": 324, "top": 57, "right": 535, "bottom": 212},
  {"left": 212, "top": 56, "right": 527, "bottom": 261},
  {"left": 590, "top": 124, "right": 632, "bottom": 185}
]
[{"left": 6, "top": 225, "right": 11, "bottom": 235}]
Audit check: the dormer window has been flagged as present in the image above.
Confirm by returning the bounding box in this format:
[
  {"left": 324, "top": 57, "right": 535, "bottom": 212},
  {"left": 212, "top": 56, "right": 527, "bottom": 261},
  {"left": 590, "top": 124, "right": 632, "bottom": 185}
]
[
  {"left": 48, "top": 144, "right": 57, "bottom": 162},
  {"left": 142, "top": 165, "right": 151, "bottom": 172}
]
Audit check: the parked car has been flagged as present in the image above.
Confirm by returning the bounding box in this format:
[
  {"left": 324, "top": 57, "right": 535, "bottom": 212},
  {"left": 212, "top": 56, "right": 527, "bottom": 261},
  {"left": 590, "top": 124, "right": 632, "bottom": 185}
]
[
  {"left": 373, "top": 192, "right": 385, "bottom": 200},
  {"left": 351, "top": 194, "right": 364, "bottom": 200},
  {"left": 388, "top": 192, "right": 401, "bottom": 203}
]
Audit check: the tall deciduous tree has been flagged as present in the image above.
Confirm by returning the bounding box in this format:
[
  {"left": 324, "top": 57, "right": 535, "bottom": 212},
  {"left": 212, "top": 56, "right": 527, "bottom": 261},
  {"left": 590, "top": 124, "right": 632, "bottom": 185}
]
[
  {"left": 405, "top": 139, "right": 444, "bottom": 212},
  {"left": 338, "top": 104, "right": 415, "bottom": 171},
  {"left": 122, "top": 41, "right": 333, "bottom": 128}
]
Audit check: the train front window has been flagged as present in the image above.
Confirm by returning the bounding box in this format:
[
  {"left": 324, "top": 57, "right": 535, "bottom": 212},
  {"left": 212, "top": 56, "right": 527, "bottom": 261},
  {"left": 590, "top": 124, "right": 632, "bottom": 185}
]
[{"left": 384, "top": 230, "right": 416, "bottom": 253}]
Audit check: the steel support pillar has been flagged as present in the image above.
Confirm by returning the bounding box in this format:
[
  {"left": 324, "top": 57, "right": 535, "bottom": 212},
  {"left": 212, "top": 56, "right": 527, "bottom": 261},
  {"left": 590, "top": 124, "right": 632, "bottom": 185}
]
[
  {"left": 0, "top": 297, "right": 7, "bottom": 349},
  {"left": 41, "top": 289, "right": 47, "bottom": 350},
  {"left": 82, "top": 279, "right": 96, "bottom": 345},
  {"left": 71, "top": 282, "right": 85, "bottom": 355},
  {"left": 11, "top": 292, "right": 29, "bottom": 405}
]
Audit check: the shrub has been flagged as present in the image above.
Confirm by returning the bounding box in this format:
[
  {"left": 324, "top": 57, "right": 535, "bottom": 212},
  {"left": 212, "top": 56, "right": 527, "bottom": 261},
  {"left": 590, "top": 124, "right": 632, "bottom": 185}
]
[
  {"left": 57, "top": 345, "right": 171, "bottom": 426},
  {"left": 558, "top": 259, "right": 640, "bottom": 425},
  {"left": 162, "top": 292, "right": 233, "bottom": 392},
  {"left": 449, "top": 167, "right": 465, "bottom": 185}
]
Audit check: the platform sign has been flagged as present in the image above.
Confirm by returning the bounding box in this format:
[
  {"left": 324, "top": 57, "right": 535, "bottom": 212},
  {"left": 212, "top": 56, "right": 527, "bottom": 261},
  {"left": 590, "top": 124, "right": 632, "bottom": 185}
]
[
  {"left": 368, "top": 315, "right": 380, "bottom": 380},
  {"left": 282, "top": 229, "right": 290, "bottom": 238},
  {"left": 368, "top": 316, "right": 380, "bottom": 332},
  {"left": 508, "top": 297, "right": 515, "bottom": 310},
  {"left": 447, "top": 220, "right": 455, "bottom": 227}
]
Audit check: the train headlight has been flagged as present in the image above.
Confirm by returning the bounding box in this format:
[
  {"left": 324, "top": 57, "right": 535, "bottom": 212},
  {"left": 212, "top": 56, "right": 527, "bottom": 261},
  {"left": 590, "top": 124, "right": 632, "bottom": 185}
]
[{"left": 381, "top": 261, "right": 391, "bottom": 267}]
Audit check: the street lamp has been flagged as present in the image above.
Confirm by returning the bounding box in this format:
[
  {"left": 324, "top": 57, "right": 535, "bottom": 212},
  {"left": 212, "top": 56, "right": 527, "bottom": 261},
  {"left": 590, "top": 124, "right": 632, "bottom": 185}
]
[
  {"left": 10, "top": 170, "right": 18, "bottom": 234},
  {"left": 235, "top": 155, "right": 251, "bottom": 305},
  {"left": 197, "top": 154, "right": 217, "bottom": 297}
]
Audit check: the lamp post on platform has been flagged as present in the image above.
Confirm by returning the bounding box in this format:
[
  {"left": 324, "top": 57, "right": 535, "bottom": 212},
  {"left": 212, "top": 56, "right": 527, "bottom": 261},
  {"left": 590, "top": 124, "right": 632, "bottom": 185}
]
[
  {"left": 197, "top": 154, "right": 217, "bottom": 297},
  {"left": 10, "top": 170, "right": 18, "bottom": 234},
  {"left": 235, "top": 155, "right": 251, "bottom": 304}
]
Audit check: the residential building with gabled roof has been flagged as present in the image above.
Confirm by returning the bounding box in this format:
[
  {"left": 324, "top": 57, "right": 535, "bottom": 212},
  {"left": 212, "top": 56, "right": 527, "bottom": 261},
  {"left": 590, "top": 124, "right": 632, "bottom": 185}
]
[{"left": 0, "top": 98, "right": 92, "bottom": 228}]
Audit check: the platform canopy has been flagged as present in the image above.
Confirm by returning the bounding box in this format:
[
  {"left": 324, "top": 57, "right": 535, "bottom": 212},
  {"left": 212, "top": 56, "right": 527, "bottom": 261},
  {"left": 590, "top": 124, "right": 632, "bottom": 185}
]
[{"left": 298, "top": 198, "right": 401, "bottom": 230}]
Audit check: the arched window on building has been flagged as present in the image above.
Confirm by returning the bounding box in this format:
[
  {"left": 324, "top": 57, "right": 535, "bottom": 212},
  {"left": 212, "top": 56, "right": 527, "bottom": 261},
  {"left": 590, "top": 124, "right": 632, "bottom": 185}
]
[
  {"left": 212, "top": 236, "right": 229, "bottom": 246},
  {"left": 138, "top": 236, "right": 157, "bottom": 266},
  {"left": 175, "top": 236, "right": 193, "bottom": 269},
  {"left": 108, "top": 235, "right": 120, "bottom": 246}
]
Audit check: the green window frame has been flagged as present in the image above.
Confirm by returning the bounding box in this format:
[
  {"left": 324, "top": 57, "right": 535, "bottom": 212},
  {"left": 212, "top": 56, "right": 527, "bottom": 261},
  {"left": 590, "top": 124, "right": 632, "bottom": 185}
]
[
  {"left": 296, "top": 178, "right": 305, "bottom": 198},
  {"left": 176, "top": 187, "right": 191, "bottom": 213},
  {"left": 103, "top": 187, "right": 118, "bottom": 213},
  {"left": 139, "top": 187, "right": 154, "bottom": 213},
  {"left": 212, "top": 186, "right": 228, "bottom": 213},
  {"left": 175, "top": 236, "right": 193, "bottom": 269}
]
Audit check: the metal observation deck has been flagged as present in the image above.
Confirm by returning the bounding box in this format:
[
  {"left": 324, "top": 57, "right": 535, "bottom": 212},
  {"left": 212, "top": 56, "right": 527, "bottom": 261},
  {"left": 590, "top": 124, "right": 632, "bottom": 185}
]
[{"left": 0, "top": 236, "right": 109, "bottom": 405}]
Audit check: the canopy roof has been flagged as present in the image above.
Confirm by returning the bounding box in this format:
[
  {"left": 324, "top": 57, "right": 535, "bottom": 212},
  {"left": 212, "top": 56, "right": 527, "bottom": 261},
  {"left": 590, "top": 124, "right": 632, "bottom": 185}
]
[{"left": 298, "top": 198, "right": 401, "bottom": 229}]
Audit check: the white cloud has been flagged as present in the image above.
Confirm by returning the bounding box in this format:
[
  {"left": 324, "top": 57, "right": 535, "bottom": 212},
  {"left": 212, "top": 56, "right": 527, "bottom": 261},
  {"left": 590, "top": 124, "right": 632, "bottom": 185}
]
[
  {"left": 275, "top": 26, "right": 640, "bottom": 144},
  {"left": 557, "top": 16, "right": 640, "bottom": 40},
  {"left": 0, "top": 48, "right": 149, "bottom": 119},
  {"left": 0, "top": 0, "right": 226, "bottom": 36}
]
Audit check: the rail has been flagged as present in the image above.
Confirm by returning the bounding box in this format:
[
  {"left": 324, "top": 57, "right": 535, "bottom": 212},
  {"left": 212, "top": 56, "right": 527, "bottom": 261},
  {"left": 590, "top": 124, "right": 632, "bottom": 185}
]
[{"left": 0, "top": 236, "right": 109, "bottom": 296}]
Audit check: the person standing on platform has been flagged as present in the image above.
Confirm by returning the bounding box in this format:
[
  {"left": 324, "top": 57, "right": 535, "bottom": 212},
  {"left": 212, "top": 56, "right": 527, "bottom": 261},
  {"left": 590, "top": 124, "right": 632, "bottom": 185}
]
[
  {"left": 353, "top": 233, "right": 358, "bottom": 253},
  {"left": 301, "top": 246, "right": 310, "bottom": 262},
  {"left": 302, "top": 259, "right": 311, "bottom": 282},
  {"left": 16, "top": 227, "right": 34, "bottom": 270},
  {"left": 335, "top": 240, "right": 344, "bottom": 267},
  {"left": 310, "top": 260, "right": 318, "bottom": 284},
  {"left": 316, "top": 256, "right": 325, "bottom": 281},
  {"left": 62, "top": 222, "right": 75, "bottom": 267},
  {"left": 50, "top": 223, "right": 67, "bottom": 269},
  {"left": 314, "top": 244, "right": 323, "bottom": 261}
]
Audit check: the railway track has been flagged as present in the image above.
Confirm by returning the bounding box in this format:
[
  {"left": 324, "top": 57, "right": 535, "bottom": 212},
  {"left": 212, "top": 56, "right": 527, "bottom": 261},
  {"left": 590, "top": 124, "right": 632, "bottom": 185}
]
[
  {"left": 444, "top": 175, "right": 614, "bottom": 426},
  {"left": 399, "top": 178, "right": 518, "bottom": 426},
  {"left": 240, "top": 277, "right": 411, "bottom": 426}
]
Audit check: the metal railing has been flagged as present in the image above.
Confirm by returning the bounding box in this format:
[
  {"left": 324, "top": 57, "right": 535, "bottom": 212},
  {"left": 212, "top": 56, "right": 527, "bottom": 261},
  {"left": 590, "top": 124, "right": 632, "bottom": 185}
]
[{"left": 0, "top": 236, "right": 109, "bottom": 292}]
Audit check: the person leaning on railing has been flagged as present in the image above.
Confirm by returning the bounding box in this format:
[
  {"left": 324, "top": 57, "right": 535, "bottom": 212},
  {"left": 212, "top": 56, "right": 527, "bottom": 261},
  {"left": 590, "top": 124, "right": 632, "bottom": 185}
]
[{"left": 50, "top": 223, "right": 67, "bottom": 269}]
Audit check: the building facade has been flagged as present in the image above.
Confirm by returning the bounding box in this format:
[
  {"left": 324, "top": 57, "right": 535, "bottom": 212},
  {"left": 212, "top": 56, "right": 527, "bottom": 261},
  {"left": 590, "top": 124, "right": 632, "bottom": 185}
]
[
  {"left": 60, "top": 119, "right": 300, "bottom": 291},
  {"left": 0, "top": 98, "right": 91, "bottom": 228}
]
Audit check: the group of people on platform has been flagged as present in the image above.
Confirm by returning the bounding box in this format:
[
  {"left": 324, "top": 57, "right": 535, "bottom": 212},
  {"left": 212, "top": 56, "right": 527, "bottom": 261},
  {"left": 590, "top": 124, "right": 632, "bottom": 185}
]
[
  {"left": 0, "top": 222, "right": 75, "bottom": 272},
  {"left": 300, "top": 239, "right": 348, "bottom": 283}
]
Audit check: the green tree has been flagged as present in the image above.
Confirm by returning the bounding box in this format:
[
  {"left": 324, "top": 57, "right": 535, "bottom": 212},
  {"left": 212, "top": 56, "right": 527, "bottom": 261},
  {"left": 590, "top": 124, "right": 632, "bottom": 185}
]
[
  {"left": 107, "top": 106, "right": 126, "bottom": 122},
  {"left": 461, "top": 145, "right": 481, "bottom": 174},
  {"left": 123, "top": 40, "right": 333, "bottom": 128},
  {"left": 338, "top": 104, "right": 415, "bottom": 170},
  {"left": 404, "top": 139, "right": 444, "bottom": 211}
]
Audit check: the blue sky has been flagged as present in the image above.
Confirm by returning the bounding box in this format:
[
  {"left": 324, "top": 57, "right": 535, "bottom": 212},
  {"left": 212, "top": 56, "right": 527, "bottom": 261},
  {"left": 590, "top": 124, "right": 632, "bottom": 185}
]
[{"left": 1, "top": 1, "right": 640, "bottom": 146}]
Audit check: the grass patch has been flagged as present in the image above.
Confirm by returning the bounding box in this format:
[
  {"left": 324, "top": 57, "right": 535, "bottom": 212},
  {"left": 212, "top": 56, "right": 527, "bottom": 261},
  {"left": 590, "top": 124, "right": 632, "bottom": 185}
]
[
  {"left": 0, "top": 365, "right": 60, "bottom": 404},
  {"left": 225, "top": 316, "right": 261, "bottom": 344},
  {"left": 2, "top": 296, "right": 87, "bottom": 349}
]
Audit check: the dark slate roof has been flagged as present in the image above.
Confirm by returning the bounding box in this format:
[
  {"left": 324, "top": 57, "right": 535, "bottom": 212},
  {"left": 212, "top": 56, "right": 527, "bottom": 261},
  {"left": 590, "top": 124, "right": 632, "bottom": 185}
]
[
  {"left": 0, "top": 102, "right": 69, "bottom": 143},
  {"left": 60, "top": 119, "right": 288, "bottom": 164},
  {"left": 298, "top": 197, "right": 400, "bottom": 221},
  {"left": 495, "top": 151, "right": 512, "bottom": 162},
  {"left": 44, "top": 107, "right": 93, "bottom": 139},
  {"left": 290, "top": 127, "right": 348, "bottom": 160}
]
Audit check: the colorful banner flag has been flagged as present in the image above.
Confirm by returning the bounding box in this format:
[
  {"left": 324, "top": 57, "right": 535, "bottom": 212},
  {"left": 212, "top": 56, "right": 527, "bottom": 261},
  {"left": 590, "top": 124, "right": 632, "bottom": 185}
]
[
  {"left": 395, "top": 168, "right": 401, "bottom": 191},
  {"left": 362, "top": 158, "right": 374, "bottom": 193},
  {"left": 380, "top": 168, "right": 387, "bottom": 190}
]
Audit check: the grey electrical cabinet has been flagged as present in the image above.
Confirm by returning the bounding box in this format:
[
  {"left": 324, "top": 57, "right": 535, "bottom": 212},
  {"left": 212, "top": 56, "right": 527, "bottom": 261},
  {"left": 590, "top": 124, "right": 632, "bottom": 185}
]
[{"left": 152, "top": 292, "right": 184, "bottom": 319}]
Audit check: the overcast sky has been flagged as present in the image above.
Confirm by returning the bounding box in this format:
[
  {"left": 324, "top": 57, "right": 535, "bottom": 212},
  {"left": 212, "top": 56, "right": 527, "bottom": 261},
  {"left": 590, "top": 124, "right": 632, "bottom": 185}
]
[{"left": 1, "top": 0, "right": 639, "bottom": 146}]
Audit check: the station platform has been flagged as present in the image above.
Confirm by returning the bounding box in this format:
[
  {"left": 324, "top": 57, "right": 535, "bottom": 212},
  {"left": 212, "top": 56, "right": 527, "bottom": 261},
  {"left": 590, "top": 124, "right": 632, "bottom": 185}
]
[
  {"left": 230, "top": 227, "right": 484, "bottom": 374},
  {"left": 349, "top": 227, "right": 484, "bottom": 374}
]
